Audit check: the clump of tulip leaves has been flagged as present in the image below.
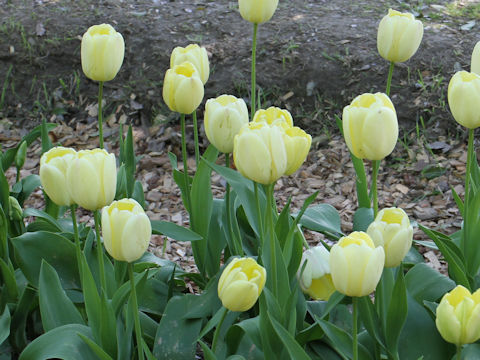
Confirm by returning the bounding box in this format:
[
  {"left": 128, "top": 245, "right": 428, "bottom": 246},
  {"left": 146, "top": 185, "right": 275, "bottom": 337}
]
[{"left": 1, "top": 2, "right": 480, "bottom": 360}]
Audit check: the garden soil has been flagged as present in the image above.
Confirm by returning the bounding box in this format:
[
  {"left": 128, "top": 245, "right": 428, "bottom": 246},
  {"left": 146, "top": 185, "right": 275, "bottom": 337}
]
[{"left": 0, "top": 0, "right": 479, "bottom": 273}]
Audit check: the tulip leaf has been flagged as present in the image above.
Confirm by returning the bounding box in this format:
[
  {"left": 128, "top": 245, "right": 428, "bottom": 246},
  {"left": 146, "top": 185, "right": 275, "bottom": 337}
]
[
  {"left": 38, "top": 260, "right": 84, "bottom": 332},
  {"left": 115, "top": 164, "right": 127, "bottom": 199},
  {"left": 0, "top": 258, "right": 17, "bottom": 303},
  {"left": 0, "top": 306, "right": 10, "bottom": 345},
  {"left": 451, "top": 185, "right": 464, "bottom": 217},
  {"left": 295, "top": 322, "right": 324, "bottom": 346},
  {"left": 357, "top": 296, "right": 385, "bottom": 350},
  {"left": 306, "top": 291, "right": 345, "bottom": 320},
  {"left": 226, "top": 316, "right": 263, "bottom": 357},
  {"left": 198, "top": 340, "right": 218, "bottom": 360},
  {"left": 405, "top": 263, "right": 455, "bottom": 303},
  {"left": 132, "top": 180, "right": 146, "bottom": 209},
  {"left": 124, "top": 125, "right": 135, "bottom": 198},
  {"left": 463, "top": 186, "right": 480, "bottom": 277},
  {"left": 402, "top": 246, "right": 424, "bottom": 266},
  {"left": 10, "top": 174, "right": 41, "bottom": 207},
  {"left": 352, "top": 207, "right": 374, "bottom": 232},
  {"left": 12, "top": 231, "right": 80, "bottom": 289},
  {"left": 297, "top": 204, "right": 342, "bottom": 238},
  {"left": 153, "top": 295, "right": 202, "bottom": 360},
  {"left": 18, "top": 324, "right": 98, "bottom": 360},
  {"left": 23, "top": 208, "right": 64, "bottom": 232},
  {"left": 0, "top": 205, "right": 8, "bottom": 262},
  {"left": 206, "top": 198, "right": 227, "bottom": 277},
  {"left": 350, "top": 153, "right": 370, "bottom": 209},
  {"left": 0, "top": 167, "right": 9, "bottom": 220},
  {"left": 78, "top": 334, "right": 114, "bottom": 360},
  {"left": 267, "top": 311, "right": 310, "bottom": 360},
  {"left": 151, "top": 220, "right": 202, "bottom": 242}
]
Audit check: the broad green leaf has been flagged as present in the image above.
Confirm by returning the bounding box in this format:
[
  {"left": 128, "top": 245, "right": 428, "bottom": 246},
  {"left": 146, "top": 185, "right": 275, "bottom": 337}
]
[
  {"left": 0, "top": 258, "right": 16, "bottom": 303},
  {"left": 357, "top": 296, "right": 385, "bottom": 350},
  {"left": 295, "top": 322, "right": 324, "bottom": 345},
  {"left": 226, "top": 317, "right": 263, "bottom": 357},
  {"left": 205, "top": 199, "right": 227, "bottom": 277},
  {"left": 10, "top": 287, "right": 36, "bottom": 350},
  {"left": 307, "top": 341, "right": 343, "bottom": 360},
  {"left": 38, "top": 260, "right": 84, "bottom": 332},
  {"left": 350, "top": 153, "right": 370, "bottom": 208},
  {"left": 0, "top": 205, "right": 7, "bottom": 260},
  {"left": 153, "top": 295, "right": 203, "bottom": 359},
  {"left": 151, "top": 220, "right": 202, "bottom": 241},
  {"left": 199, "top": 340, "right": 218, "bottom": 360},
  {"left": 463, "top": 187, "right": 480, "bottom": 276},
  {"left": 19, "top": 324, "right": 98, "bottom": 360},
  {"left": 132, "top": 180, "right": 146, "bottom": 209},
  {"left": 462, "top": 344, "right": 480, "bottom": 359},
  {"left": 11, "top": 174, "right": 41, "bottom": 206},
  {"left": 78, "top": 334, "right": 113, "bottom": 360},
  {"left": 267, "top": 312, "right": 310, "bottom": 360},
  {"left": 0, "top": 167, "right": 9, "bottom": 221},
  {"left": 298, "top": 204, "right": 342, "bottom": 238},
  {"left": 306, "top": 292, "right": 345, "bottom": 320},
  {"left": 405, "top": 263, "right": 455, "bottom": 303},
  {"left": 115, "top": 164, "right": 127, "bottom": 199},
  {"left": 12, "top": 231, "right": 80, "bottom": 289},
  {"left": 0, "top": 306, "right": 10, "bottom": 345},
  {"left": 352, "top": 207, "right": 374, "bottom": 232},
  {"left": 402, "top": 246, "right": 424, "bottom": 266},
  {"left": 451, "top": 185, "right": 464, "bottom": 216},
  {"left": 23, "top": 208, "right": 64, "bottom": 232}
]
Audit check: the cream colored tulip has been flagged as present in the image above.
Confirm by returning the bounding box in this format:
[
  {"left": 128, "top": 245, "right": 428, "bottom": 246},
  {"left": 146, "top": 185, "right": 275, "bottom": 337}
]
[
  {"left": 162, "top": 61, "right": 204, "bottom": 114},
  {"left": 102, "top": 198, "right": 152, "bottom": 263},
  {"left": 472, "top": 41, "right": 480, "bottom": 75},
  {"left": 377, "top": 9, "right": 423, "bottom": 63},
  {"left": 40, "top": 147, "right": 77, "bottom": 206},
  {"left": 238, "top": 0, "right": 279, "bottom": 24},
  {"left": 298, "top": 246, "right": 335, "bottom": 301},
  {"left": 253, "top": 107, "right": 293, "bottom": 127},
  {"left": 330, "top": 232, "right": 385, "bottom": 297},
  {"left": 170, "top": 44, "right": 209, "bottom": 84},
  {"left": 436, "top": 285, "right": 480, "bottom": 345},
  {"left": 233, "top": 122, "right": 287, "bottom": 184},
  {"left": 367, "top": 207, "right": 413, "bottom": 267},
  {"left": 448, "top": 71, "right": 480, "bottom": 129},
  {"left": 342, "top": 93, "right": 398, "bottom": 160},
  {"left": 204, "top": 95, "right": 249, "bottom": 153},
  {"left": 283, "top": 126, "right": 311, "bottom": 175},
  {"left": 218, "top": 257, "right": 266, "bottom": 312},
  {"left": 81, "top": 24, "right": 125, "bottom": 82},
  {"left": 67, "top": 148, "right": 116, "bottom": 211}
]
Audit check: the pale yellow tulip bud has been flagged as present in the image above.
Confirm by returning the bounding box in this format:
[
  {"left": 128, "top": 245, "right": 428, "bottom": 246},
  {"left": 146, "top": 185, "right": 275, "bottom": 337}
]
[
  {"left": 81, "top": 24, "right": 125, "bottom": 82},
  {"left": 67, "top": 149, "right": 117, "bottom": 211},
  {"left": 330, "top": 231, "right": 385, "bottom": 297},
  {"left": 472, "top": 41, "right": 480, "bottom": 75},
  {"left": 162, "top": 61, "right": 204, "bottom": 114},
  {"left": 436, "top": 285, "right": 480, "bottom": 346},
  {"left": 448, "top": 71, "right": 480, "bottom": 129},
  {"left": 342, "top": 92, "right": 398, "bottom": 160},
  {"left": 253, "top": 107, "right": 293, "bottom": 127},
  {"left": 283, "top": 126, "right": 311, "bottom": 175},
  {"left": 298, "top": 246, "right": 335, "bottom": 301},
  {"left": 204, "top": 95, "right": 249, "bottom": 153},
  {"left": 170, "top": 44, "right": 210, "bottom": 84},
  {"left": 233, "top": 122, "right": 287, "bottom": 184},
  {"left": 218, "top": 257, "right": 266, "bottom": 312},
  {"left": 377, "top": 9, "right": 423, "bottom": 63},
  {"left": 40, "top": 147, "right": 77, "bottom": 206},
  {"left": 367, "top": 207, "right": 413, "bottom": 268},
  {"left": 238, "top": 0, "right": 279, "bottom": 24},
  {"left": 101, "top": 198, "right": 151, "bottom": 263}
]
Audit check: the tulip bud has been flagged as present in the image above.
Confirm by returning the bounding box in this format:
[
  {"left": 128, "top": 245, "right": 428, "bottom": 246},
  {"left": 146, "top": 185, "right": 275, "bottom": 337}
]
[
  {"left": 448, "top": 71, "right": 480, "bottom": 129},
  {"left": 15, "top": 141, "right": 27, "bottom": 170},
  {"left": 170, "top": 44, "right": 210, "bottom": 84},
  {"left": 283, "top": 126, "right": 312, "bottom": 175},
  {"left": 162, "top": 61, "right": 204, "bottom": 114},
  {"left": 472, "top": 41, "right": 480, "bottom": 75},
  {"left": 204, "top": 95, "right": 249, "bottom": 153},
  {"left": 297, "top": 246, "right": 335, "bottom": 301},
  {"left": 436, "top": 285, "right": 480, "bottom": 345},
  {"left": 342, "top": 93, "right": 398, "bottom": 160},
  {"left": 101, "top": 198, "right": 151, "bottom": 262},
  {"left": 8, "top": 196, "right": 23, "bottom": 221},
  {"left": 218, "top": 257, "right": 266, "bottom": 312},
  {"left": 330, "top": 231, "right": 385, "bottom": 297},
  {"left": 40, "top": 147, "right": 77, "bottom": 206},
  {"left": 233, "top": 122, "right": 287, "bottom": 184},
  {"left": 67, "top": 149, "right": 117, "bottom": 211},
  {"left": 367, "top": 207, "right": 413, "bottom": 268},
  {"left": 253, "top": 107, "right": 293, "bottom": 127},
  {"left": 238, "top": 0, "right": 279, "bottom": 24},
  {"left": 81, "top": 24, "right": 125, "bottom": 82},
  {"left": 377, "top": 9, "right": 423, "bottom": 63}
]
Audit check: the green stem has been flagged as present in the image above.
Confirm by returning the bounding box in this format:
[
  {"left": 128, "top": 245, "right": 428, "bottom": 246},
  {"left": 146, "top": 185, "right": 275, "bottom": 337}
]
[
  {"left": 211, "top": 307, "right": 228, "bottom": 354},
  {"left": 251, "top": 23, "right": 258, "bottom": 118},
  {"left": 70, "top": 205, "right": 83, "bottom": 281},
  {"left": 371, "top": 160, "right": 380, "bottom": 218},
  {"left": 98, "top": 81, "right": 104, "bottom": 149},
  {"left": 457, "top": 345, "right": 462, "bottom": 360},
  {"left": 128, "top": 263, "right": 144, "bottom": 360},
  {"left": 463, "top": 128, "right": 475, "bottom": 255},
  {"left": 192, "top": 111, "right": 200, "bottom": 168},
  {"left": 15, "top": 168, "right": 20, "bottom": 184},
  {"left": 254, "top": 182, "right": 264, "bottom": 243},
  {"left": 180, "top": 113, "right": 192, "bottom": 213},
  {"left": 353, "top": 297, "right": 358, "bottom": 360},
  {"left": 266, "top": 184, "right": 277, "bottom": 297},
  {"left": 225, "top": 154, "right": 242, "bottom": 255},
  {"left": 386, "top": 61, "right": 395, "bottom": 97},
  {"left": 93, "top": 210, "right": 107, "bottom": 291}
]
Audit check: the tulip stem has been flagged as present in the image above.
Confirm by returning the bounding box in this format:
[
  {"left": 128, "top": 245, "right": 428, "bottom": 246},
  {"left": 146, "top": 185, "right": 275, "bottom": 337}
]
[
  {"left": 180, "top": 113, "right": 192, "bottom": 213},
  {"left": 93, "top": 210, "right": 107, "bottom": 292},
  {"left": 386, "top": 62, "right": 395, "bottom": 97},
  {"left": 251, "top": 23, "right": 258, "bottom": 118},
  {"left": 266, "top": 184, "right": 277, "bottom": 297},
  {"left": 353, "top": 297, "right": 359, "bottom": 360},
  {"left": 371, "top": 160, "right": 379, "bottom": 218},
  {"left": 225, "top": 154, "right": 243, "bottom": 255},
  {"left": 463, "top": 129, "right": 475, "bottom": 250},
  {"left": 128, "top": 262, "right": 144, "bottom": 360},
  {"left": 211, "top": 307, "right": 228, "bottom": 354},
  {"left": 192, "top": 111, "right": 200, "bottom": 168},
  {"left": 456, "top": 345, "right": 462, "bottom": 360},
  {"left": 98, "top": 81, "right": 104, "bottom": 149},
  {"left": 254, "top": 182, "right": 264, "bottom": 242},
  {"left": 70, "top": 205, "right": 83, "bottom": 280}
]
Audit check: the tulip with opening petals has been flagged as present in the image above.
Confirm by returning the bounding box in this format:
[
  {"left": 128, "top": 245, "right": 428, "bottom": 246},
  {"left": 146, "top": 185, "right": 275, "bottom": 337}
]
[
  {"left": 218, "top": 257, "right": 266, "bottom": 312},
  {"left": 238, "top": 0, "right": 279, "bottom": 24},
  {"left": 298, "top": 246, "right": 335, "bottom": 301},
  {"left": 81, "top": 24, "right": 125, "bottom": 82},
  {"left": 448, "top": 71, "right": 480, "bottom": 129},
  {"left": 170, "top": 44, "right": 210, "bottom": 85}
]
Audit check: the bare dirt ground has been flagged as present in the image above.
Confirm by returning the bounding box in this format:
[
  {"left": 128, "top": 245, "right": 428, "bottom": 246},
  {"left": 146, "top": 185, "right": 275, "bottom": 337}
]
[{"left": 1, "top": 0, "right": 479, "bottom": 271}]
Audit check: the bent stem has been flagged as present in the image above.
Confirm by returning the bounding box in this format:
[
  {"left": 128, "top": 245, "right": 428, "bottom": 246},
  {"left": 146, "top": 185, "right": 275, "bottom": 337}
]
[
  {"left": 353, "top": 297, "right": 358, "bottom": 360},
  {"left": 386, "top": 61, "right": 395, "bottom": 97},
  {"left": 128, "top": 262, "right": 144, "bottom": 360},
  {"left": 211, "top": 307, "right": 229, "bottom": 353},
  {"left": 98, "top": 81, "right": 104, "bottom": 149},
  {"left": 251, "top": 23, "right": 258, "bottom": 118},
  {"left": 371, "top": 160, "right": 380, "bottom": 218},
  {"left": 192, "top": 111, "right": 200, "bottom": 168},
  {"left": 180, "top": 113, "right": 192, "bottom": 213},
  {"left": 93, "top": 210, "right": 107, "bottom": 291},
  {"left": 266, "top": 183, "right": 277, "bottom": 297}
]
